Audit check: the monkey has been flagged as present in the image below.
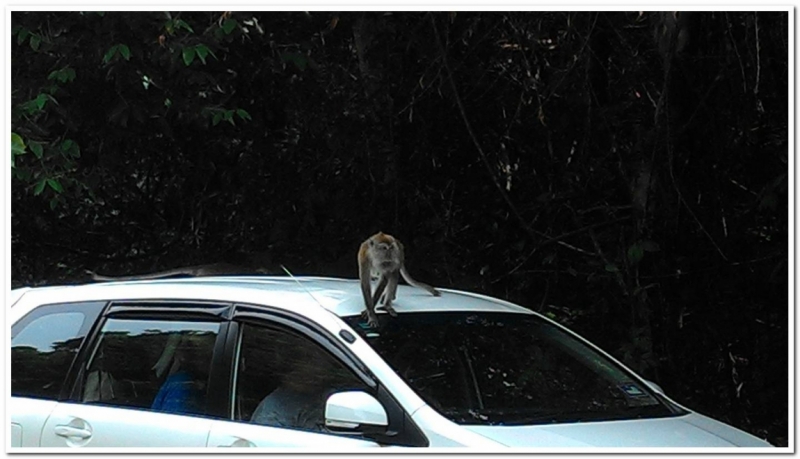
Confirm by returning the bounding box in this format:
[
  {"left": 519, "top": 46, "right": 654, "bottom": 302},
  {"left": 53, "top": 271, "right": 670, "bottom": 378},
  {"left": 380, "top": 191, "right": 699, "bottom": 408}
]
[
  {"left": 358, "top": 232, "right": 441, "bottom": 328},
  {"left": 86, "top": 262, "right": 266, "bottom": 282}
]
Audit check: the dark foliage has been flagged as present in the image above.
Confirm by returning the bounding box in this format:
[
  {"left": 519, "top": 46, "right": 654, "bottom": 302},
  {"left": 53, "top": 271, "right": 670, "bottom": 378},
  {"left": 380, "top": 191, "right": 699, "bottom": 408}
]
[{"left": 11, "top": 11, "right": 788, "bottom": 446}]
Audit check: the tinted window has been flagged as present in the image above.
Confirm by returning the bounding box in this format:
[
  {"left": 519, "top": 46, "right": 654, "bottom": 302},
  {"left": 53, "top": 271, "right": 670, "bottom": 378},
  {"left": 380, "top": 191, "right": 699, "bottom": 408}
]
[
  {"left": 344, "top": 312, "right": 680, "bottom": 426},
  {"left": 80, "top": 318, "right": 220, "bottom": 417},
  {"left": 11, "top": 302, "right": 104, "bottom": 400},
  {"left": 234, "top": 323, "right": 367, "bottom": 432}
]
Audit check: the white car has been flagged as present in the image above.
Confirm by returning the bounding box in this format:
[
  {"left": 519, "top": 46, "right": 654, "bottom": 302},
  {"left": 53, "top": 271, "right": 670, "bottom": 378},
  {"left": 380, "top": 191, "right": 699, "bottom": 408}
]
[{"left": 10, "top": 277, "right": 772, "bottom": 449}]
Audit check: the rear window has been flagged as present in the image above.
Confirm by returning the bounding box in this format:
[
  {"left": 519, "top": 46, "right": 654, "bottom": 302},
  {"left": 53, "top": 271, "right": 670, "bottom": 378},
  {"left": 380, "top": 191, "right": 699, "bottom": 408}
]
[{"left": 12, "top": 302, "right": 105, "bottom": 400}]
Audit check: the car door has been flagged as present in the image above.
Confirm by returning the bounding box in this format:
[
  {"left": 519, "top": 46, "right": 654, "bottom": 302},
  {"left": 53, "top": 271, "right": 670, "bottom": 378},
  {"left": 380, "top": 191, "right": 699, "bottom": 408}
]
[
  {"left": 11, "top": 301, "right": 106, "bottom": 447},
  {"left": 39, "top": 301, "right": 230, "bottom": 447},
  {"left": 206, "top": 306, "right": 405, "bottom": 448},
  {"left": 40, "top": 403, "right": 214, "bottom": 447}
]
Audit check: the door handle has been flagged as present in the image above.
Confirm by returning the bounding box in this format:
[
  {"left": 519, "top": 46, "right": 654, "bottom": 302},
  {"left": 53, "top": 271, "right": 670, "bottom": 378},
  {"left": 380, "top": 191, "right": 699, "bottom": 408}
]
[{"left": 54, "top": 425, "right": 92, "bottom": 440}]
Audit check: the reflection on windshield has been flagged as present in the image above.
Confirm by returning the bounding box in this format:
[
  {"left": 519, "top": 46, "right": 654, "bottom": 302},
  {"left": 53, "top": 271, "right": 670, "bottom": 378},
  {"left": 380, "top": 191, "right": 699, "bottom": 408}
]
[{"left": 344, "top": 312, "right": 681, "bottom": 426}]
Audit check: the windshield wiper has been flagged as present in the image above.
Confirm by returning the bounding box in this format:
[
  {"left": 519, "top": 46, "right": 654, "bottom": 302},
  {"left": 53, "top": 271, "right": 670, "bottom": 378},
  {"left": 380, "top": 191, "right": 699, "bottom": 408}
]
[{"left": 460, "top": 406, "right": 669, "bottom": 426}]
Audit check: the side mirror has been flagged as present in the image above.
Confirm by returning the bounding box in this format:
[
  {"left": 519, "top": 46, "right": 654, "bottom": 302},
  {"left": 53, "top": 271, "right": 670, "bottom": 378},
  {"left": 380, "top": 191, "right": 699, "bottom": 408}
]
[{"left": 325, "top": 391, "right": 388, "bottom": 433}]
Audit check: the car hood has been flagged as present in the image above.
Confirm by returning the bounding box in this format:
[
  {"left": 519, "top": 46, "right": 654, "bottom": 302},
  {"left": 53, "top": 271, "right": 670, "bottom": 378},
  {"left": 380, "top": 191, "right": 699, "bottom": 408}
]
[{"left": 462, "top": 413, "right": 772, "bottom": 448}]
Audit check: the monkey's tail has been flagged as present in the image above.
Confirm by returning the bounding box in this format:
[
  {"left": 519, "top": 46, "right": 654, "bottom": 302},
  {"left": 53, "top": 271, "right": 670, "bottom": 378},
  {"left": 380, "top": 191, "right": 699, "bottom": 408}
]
[
  {"left": 85, "top": 269, "right": 141, "bottom": 282},
  {"left": 85, "top": 269, "right": 114, "bottom": 281}
]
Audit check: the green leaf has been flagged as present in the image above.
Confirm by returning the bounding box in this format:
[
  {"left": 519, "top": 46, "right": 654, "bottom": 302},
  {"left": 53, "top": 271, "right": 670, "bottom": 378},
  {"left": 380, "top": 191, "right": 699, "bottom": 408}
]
[
  {"left": 35, "top": 93, "right": 48, "bottom": 110},
  {"left": 222, "top": 110, "right": 235, "bottom": 125},
  {"left": 20, "top": 100, "right": 35, "bottom": 114},
  {"left": 195, "top": 44, "right": 209, "bottom": 64},
  {"left": 60, "top": 139, "right": 80, "bottom": 158},
  {"left": 17, "top": 28, "right": 30, "bottom": 45},
  {"left": 14, "top": 168, "right": 32, "bottom": 180},
  {"left": 61, "top": 139, "right": 74, "bottom": 152},
  {"left": 29, "top": 141, "right": 44, "bottom": 159},
  {"left": 175, "top": 19, "right": 194, "bottom": 33},
  {"left": 49, "top": 197, "right": 59, "bottom": 210},
  {"left": 212, "top": 111, "right": 223, "bottom": 126},
  {"left": 221, "top": 18, "right": 238, "bottom": 35},
  {"left": 33, "top": 179, "right": 47, "bottom": 196},
  {"left": 11, "top": 133, "right": 26, "bottom": 156},
  {"left": 627, "top": 244, "right": 645, "bottom": 265},
  {"left": 30, "top": 34, "right": 41, "bottom": 51},
  {"left": 604, "top": 264, "right": 619, "bottom": 273},
  {"left": 48, "top": 68, "right": 74, "bottom": 83},
  {"left": 118, "top": 44, "right": 131, "bottom": 60},
  {"left": 47, "top": 178, "right": 63, "bottom": 193},
  {"left": 103, "top": 45, "right": 118, "bottom": 64},
  {"left": 236, "top": 109, "right": 252, "bottom": 121},
  {"left": 182, "top": 46, "right": 196, "bottom": 66}
]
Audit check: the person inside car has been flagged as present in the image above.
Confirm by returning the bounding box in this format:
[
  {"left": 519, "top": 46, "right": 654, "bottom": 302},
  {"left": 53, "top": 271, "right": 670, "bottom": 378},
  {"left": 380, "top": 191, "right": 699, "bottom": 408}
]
[
  {"left": 250, "top": 346, "right": 332, "bottom": 431},
  {"left": 151, "top": 334, "right": 204, "bottom": 415}
]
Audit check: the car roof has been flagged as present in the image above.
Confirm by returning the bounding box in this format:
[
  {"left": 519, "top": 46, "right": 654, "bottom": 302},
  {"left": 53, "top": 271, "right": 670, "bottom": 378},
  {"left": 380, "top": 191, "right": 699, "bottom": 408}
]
[{"left": 12, "top": 276, "right": 532, "bottom": 319}]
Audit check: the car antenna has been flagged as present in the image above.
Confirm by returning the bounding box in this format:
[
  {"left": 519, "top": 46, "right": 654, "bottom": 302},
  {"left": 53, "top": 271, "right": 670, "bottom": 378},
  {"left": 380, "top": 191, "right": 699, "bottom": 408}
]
[{"left": 280, "top": 264, "right": 326, "bottom": 308}]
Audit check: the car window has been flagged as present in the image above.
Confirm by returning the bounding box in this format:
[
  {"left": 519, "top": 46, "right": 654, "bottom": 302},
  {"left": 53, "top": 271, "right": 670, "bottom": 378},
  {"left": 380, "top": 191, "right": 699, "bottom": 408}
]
[
  {"left": 344, "top": 312, "right": 679, "bottom": 426},
  {"left": 233, "top": 323, "right": 368, "bottom": 433},
  {"left": 11, "top": 302, "right": 105, "bottom": 400},
  {"left": 79, "top": 318, "right": 221, "bottom": 417}
]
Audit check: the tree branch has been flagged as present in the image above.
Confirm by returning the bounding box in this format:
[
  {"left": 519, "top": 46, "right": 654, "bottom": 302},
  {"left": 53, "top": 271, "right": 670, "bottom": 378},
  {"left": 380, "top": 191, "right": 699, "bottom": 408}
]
[{"left": 430, "top": 14, "right": 593, "bottom": 257}]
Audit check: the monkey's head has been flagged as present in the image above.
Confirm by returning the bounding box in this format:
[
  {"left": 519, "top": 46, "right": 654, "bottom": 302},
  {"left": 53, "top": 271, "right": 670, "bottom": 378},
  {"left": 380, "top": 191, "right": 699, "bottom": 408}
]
[{"left": 368, "top": 232, "right": 401, "bottom": 268}]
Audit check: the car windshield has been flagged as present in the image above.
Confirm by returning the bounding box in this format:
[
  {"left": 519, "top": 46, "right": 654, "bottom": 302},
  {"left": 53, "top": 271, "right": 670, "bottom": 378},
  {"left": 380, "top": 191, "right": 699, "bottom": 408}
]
[{"left": 343, "top": 311, "right": 682, "bottom": 426}]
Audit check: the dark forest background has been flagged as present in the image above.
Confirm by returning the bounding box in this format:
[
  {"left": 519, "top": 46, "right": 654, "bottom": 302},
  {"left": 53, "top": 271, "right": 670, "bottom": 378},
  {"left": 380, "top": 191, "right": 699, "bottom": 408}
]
[{"left": 10, "top": 11, "right": 788, "bottom": 446}]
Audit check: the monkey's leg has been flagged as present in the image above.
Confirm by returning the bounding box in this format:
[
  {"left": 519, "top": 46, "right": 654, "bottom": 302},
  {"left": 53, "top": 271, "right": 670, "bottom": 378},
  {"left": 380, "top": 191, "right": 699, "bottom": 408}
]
[
  {"left": 382, "top": 302, "right": 398, "bottom": 317},
  {"left": 382, "top": 275, "right": 399, "bottom": 317},
  {"left": 363, "top": 276, "right": 388, "bottom": 328},
  {"left": 371, "top": 276, "right": 389, "bottom": 308},
  {"left": 360, "top": 304, "right": 380, "bottom": 328}
]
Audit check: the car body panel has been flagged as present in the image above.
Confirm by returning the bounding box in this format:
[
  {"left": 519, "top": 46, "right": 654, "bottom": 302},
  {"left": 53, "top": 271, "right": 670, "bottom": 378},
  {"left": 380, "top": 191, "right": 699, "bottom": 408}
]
[
  {"left": 9, "top": 277, "right": 773, "bottom": 448},
  {"left": 206, "top": 419, "right": 382, "bottom": 448},
  {"left": 461, "top": 413, "right": 770, "bottom": 447},
  {"left": 9, "top": 398, "right": 59, "bottom": 447}
]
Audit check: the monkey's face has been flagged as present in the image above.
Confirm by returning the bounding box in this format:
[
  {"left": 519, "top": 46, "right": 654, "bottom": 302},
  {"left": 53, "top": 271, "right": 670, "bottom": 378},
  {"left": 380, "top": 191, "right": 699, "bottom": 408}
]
[{"left": 369, "top": 234, "right": 401, "bottom": 269}]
